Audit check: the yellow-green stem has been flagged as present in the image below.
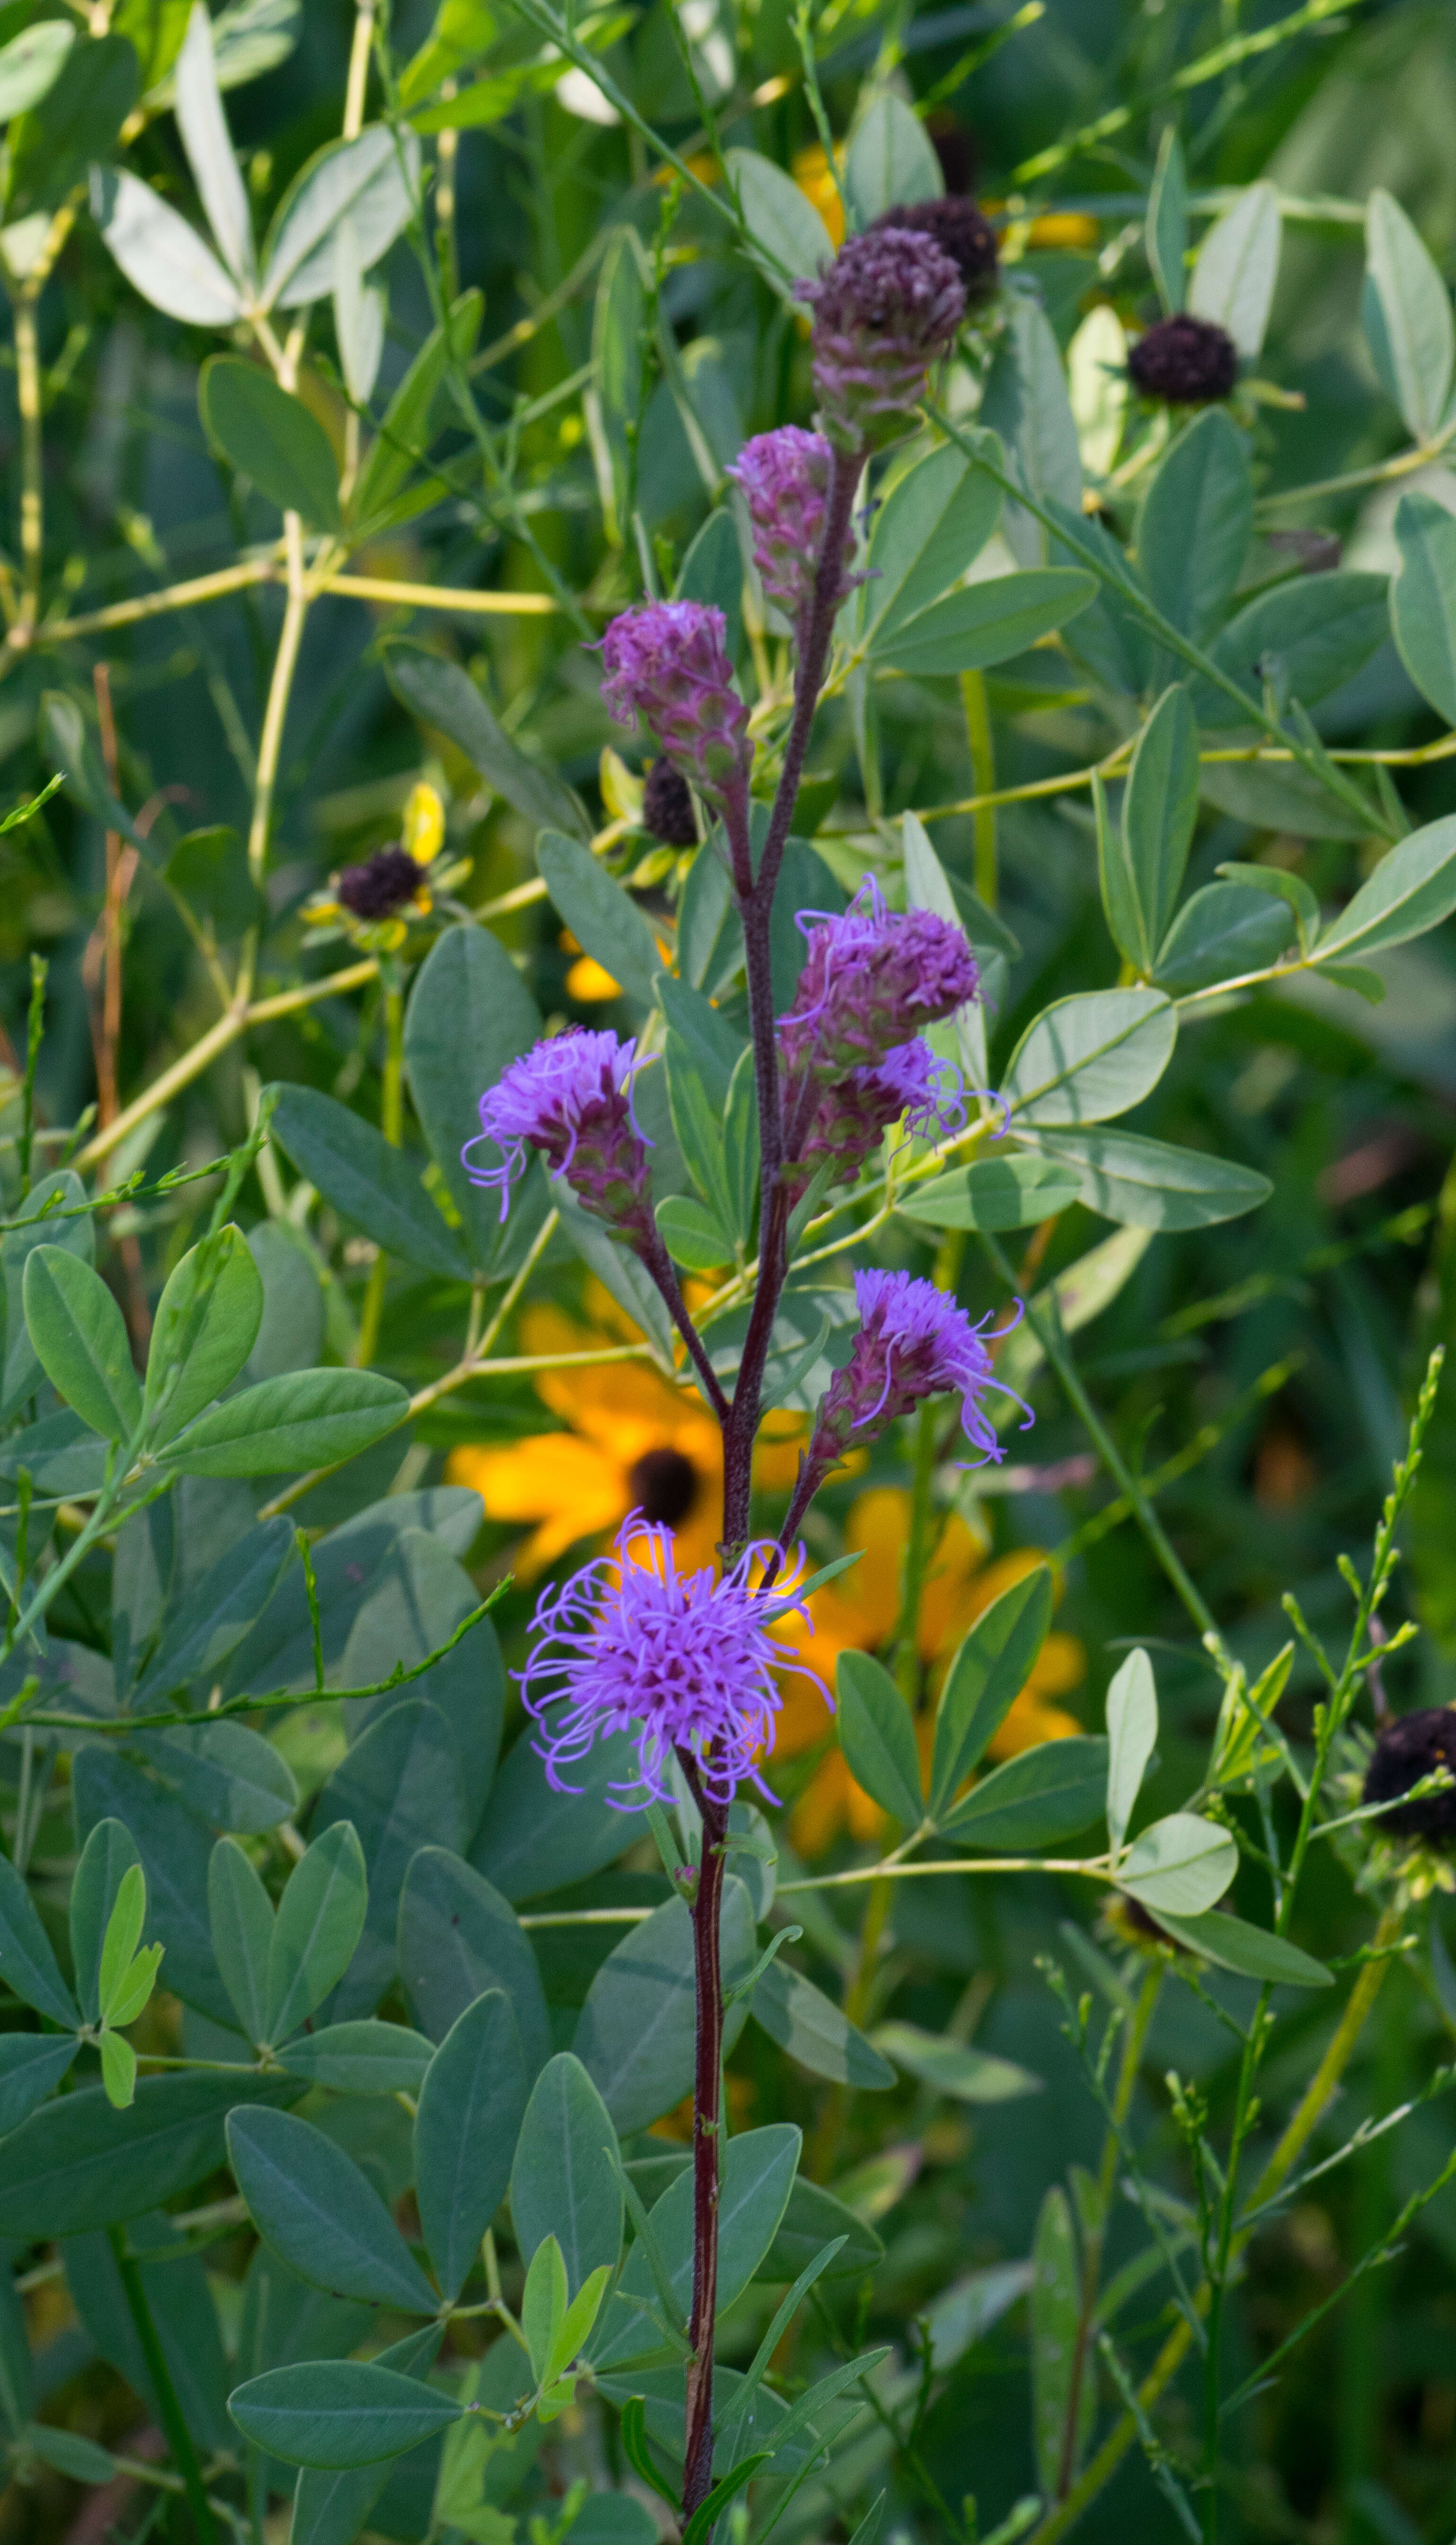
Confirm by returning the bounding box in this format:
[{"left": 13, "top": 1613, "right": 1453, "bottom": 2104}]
[
  {"left": 13, "top": 298, "right": 43, "bottom": 635},
  {"left": 961, "top": 668, "right": 997, "bottom": 907},
  {"left": 354, "top": 982, "right": 404, "bottom": 1368},
  {"left": 1032, "top": 1902, "right": 1403, "bottom": 2545},
  {"left": 247, "top": 516, "right": 309, "bottom": 885}
]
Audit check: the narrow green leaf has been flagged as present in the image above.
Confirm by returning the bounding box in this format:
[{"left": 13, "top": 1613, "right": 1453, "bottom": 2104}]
[
  {"left": 1148, "top": 1909, "right": 1332, "bottom": 1987},
  {"left": 99, "top": 2032, "right": 138, "bottom": 2110},
  {"left": 385, "top": 644, "right": 588, "bottom": 841},
  {"left": 228, "top": 2360, "right": 460, "bottom": 2470},
  {"left": 265, "top": 1820, "right": 368, "bottom": 2044},
  {"left": 896, "top": 1153, "right": 1081, "bottom": 1233},
  {"left": 538, "top": 830, "right": 662, "bottom": 1006},
  {"left": 70, "top": 1818, "right": 140, "bottom": 2026},
  {"left": 510, "top": 2052, "right": 624, "bottom": 2293},
  {"left": 1146, "top": 125, "right": 1187, "bottom": 314},
  {"left": 97, "top": 1865, "right": 147, "bottom": 2022},
  {"left": 1032, "top": 2186, "right": 1089, "bottom": 2492},
  {"left": 1118, "top": 1812, "right": 1238, "bottom": 1916},
  {"left": 268, "top": 1084, "right": 470, "bottom": 1281},
  {"left": 872, "top": 2023, "right": 1041, "bottom": 2104},
  {"left": 227, "top": 2107, "right": 439, "bottom": 2312},
  {"left": 208, "top": 1836, "right": 274, "bottom": 2044},
  {"left": 0, "top": 1847, "right": 78, "bottom": 2028},
  {"left": 522, "top": 2234, "right": 568, "bottom": 2384},
  {"left": 930, "top": 1566, "right": 1055, "bottom": 1815},
  {"left": 201, "top": 357, "right": 339, "bottom": 529},
  {"left": 751, "top": 1960, "right": 896, "bottom": 2090},
  {"left": 1105, "top": 1648, "right": 1157, "bottom": 1857},
  {"left": 836, "top": 1650, "right": 924, "bottom": 1830},
  {"left": 415, "top": 1988, "right": 527, "bottom": 2301},
  {"left": 941, "top": 1737, "right": 1110, "bottom": 1852},
  {"left": 1121, "top": 684, "right": 1199, "bottom": 958},
  {"left": 1188, "top": 181, "right": 1280, "bottom": 357},
  {"left": 156, "top": 1367, "right": 409, "bottom": 1478},
  {"left": 1391, "top": 490, "right": 1456, "bottom": 724},
  {"left": 142, "top": 1224, "right": 266, "bottom": 1447},
  {"left": 1363, "top": 187, "right": 1455, "bottom": 442},
  {"left": 23, "top": 1246, "right": 141, "bottom": 1440}
]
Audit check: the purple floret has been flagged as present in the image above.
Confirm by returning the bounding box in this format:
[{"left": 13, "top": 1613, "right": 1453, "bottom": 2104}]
[
  {"left": 778, "top": 876, "right": 979, "bottom": 1087},
  {"left": 798, "top": 227, "right": 966, "bottom": 451},
  {"left": 517, "top": 1514, "right": 829, "bottom": 1809},
  {"left": 464, "top": 1027, "right": 653, "bottom": 1235},
  {"left": 727, "top": 425, "right": 858, "bottom": 625},
  {"left": 812, "top": 1267, "right": 1030, "bottom": 1467},
  {"left": 598, "top": 601, "right": 750, "bottom": 804},
  {"left": 790, "top": 1036, "right": 967, "bottom": 1194}
]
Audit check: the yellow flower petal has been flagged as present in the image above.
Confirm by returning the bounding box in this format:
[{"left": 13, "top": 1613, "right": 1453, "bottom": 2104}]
[
  {"left": 566, "top": 954, "right": 622, "bottom": 1001},
  {"left": 792, "top": 142, "right": 846, "bottom": 248},
  {"left": 403, "top": 780, "right": 445, "bottom": 865},
  {"left": 445, "top": 1435, "right": 629, "bottom": 1574}
]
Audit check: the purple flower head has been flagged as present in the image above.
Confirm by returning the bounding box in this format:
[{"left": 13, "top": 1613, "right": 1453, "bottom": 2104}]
[
  {"left": 598, "top": 601, "right": 750, "bottom": 804},
  {"left": 778, "top": 877, "right": 979, "bottom": 1090},
  {"left": 517, "top": 1514, "right": 829, "bottom": 1810},
  {"left": 810, "top": 1268, "right": 1029, "bottom": 1468},
  {"left": 727, "top": 426, "right": 857, "bottom": 625},
  {"left": 789, "top": 1036, "right": 967, "bottom": 1195},
  {"left": 797, "top": 227, "right": 966, "bottom": 451},
  {"left": 464, "top": 1027, "right": 653, "bottom": 1237}
]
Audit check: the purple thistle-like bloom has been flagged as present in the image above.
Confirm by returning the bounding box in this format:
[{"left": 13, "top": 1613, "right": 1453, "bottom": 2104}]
[
  {"left": 798, "top": 227, "right": 966, "bottom": 452},
  {"left": 789, "top": 1036, "right": 966, "bottom": 1194},
  {"left": 727, "top": 426, "right": 858, "bottom": 625},
  {"left": 778, "top": 876, "right": 979, "bottom": 1090},
  {"left": 517, "top": 1514, "right": 829, "bottom": 1809},
  {"left": 809, "top": 1268, "right": 1029, "bottom": 1469},
  {"left": 599, "top": 601, "right": 750, "bottom": 804},
  {"left": 464, "top": 1027, "right": 653, "bottom": 1237}
]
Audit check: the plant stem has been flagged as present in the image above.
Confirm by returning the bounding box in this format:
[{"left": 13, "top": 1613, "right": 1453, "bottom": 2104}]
[
  {"left": 246, "top": 513, "right": 309, "bottom": 887},
  {"left": 979, "top": 1231, "right": 1223, "bottom": 1654},
  {"left": 354, "top": 981, "right": 404, "bottom": 1368},
  {"left": 1057, "top": 1966, "right": 1162, "bottom": 2497},
  {"left": 12, "top": 296, "right": 43, "bottom": 637},
  {"left": 960, "top": 669, "right": 997, "bottom": 907},
  {"left": 107, "top": 2228, "right": 218, "bottom": 2545},
  {"left": 681, "top": 1763, "right": 729, "bottom": 2529}
]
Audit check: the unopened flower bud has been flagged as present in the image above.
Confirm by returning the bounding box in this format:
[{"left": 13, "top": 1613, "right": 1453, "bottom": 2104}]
[
  {"left": 778, "top": 877, "right": 979, "bottom": 1094},
  {"left": 868, "top": 198, "right": 999, "bottom": 301},
  {"left": 1127, "top": 313, "right": 1238, "bottom": 406},
  {"left": 465, "top": 1027, "right": 653, "bottom": 1238},
  {"left": 599, "top": 601, "right": 750, "bottom": 804},
  {"left": 727, "top": 426, "right": 857, "bottom": 625},
  {"left": 797, "top": 227, "right": 966, "bottom": 451}
]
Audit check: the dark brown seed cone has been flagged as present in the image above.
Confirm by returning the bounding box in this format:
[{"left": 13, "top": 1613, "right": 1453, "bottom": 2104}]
[
  {"left": 627, "top": 1445, "right": 700, "bottom": 1526},
  {"left": 336, "top": 843, "right": 420, "bottom": 919},
  {"left": 869, "top": 195, "right": 999, "bottom": 300},
  {"left": 1362, "top": 1706, "right": 1456, "bottom": 1843},
  {"left": 642, "top": 757, "right": 698, "bottom": 848},
  {"left": 1127, "top": 312, "right": 1239, "bottom": 405}
]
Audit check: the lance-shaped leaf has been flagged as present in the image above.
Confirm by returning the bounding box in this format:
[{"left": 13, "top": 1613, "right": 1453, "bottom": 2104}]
[
  {"left": 229, "top": 2360, "right": 461, "bottom": 2471},
  {"left": 0, "top": 1847, "right": 79, "bottom": 2028},
  {"left": 415, "top": 1988, "right": 528, "bottom": 2301},
  {"left": 23, "top": 1246, "right": 141, "bottom": 1440},
  {"left": 227, "top": 2106, "right": 438, "bottom": 2311},
  {"left": 91, "top": 167, "right": 243, "bottom": 325},
  {"left": 142, "top": 1224, "right": 265, "bottom": 1448},
  {"left": 930, "top": 1566, "right": 1054, "bottom": 1817},
  {"left": 1105, "top": 1648, "right": 1157, "bottom": 1857}
]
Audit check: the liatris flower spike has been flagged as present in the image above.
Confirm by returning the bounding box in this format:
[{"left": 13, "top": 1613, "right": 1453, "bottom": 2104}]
[
  {"left": 868, "top": 197, "right": 1000, "bottom": 300},
  {"left": 798, "top": 227, "right": 966, "bottom": 452},
  {"left": 599, "top": 601, "right": 750, "bottom": 806},
  {"left": 518, "top": 1514, "right": 829, "bottom": 1809},
  {"left": 788, "top": 1036, "right": 967, "bottom": 1196},
  {"left": 727, "top": 426, "right": 859, "bottom": 626},
  {"left": 464, "top": 1027, "right": 653, "bottom": 1235},
  {"left": 778, "top": 875, "right": 979, "bottom": 1090},
  {"left": 808, "top": 1268, "right": 1029, "bottom": 1471}
]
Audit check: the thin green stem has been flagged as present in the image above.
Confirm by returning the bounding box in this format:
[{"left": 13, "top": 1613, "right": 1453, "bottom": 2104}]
[
  {"left": 354, "top": 981, "right": 404, "bottom": 1368},
  {"left": 961, "top": 669, "right": 997, "bottom": 907},
  {"left": 107, "top": 2227, "right": 219, "bottom": 2545},
  {"left": 979, "top": 1231, "right": 1223, "bottom": 1654}
]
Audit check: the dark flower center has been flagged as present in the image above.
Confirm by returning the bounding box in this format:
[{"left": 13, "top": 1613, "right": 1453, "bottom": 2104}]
[
  {"left": 870, "top": 196, "right": 999, "bottom": 299},
  {"left": 642, "top": 758, "right": 697, "bottom": 848},
  {"left": 627, "top": 1445, "right": 700, "bottom": 1528},
  {"left": 1362, "top": 1706, "right": 1456, "bottom": 1843},
  {"left": 1126, "top": 313, "right": 1239, "bottom": 406},
  {"left": 336, "top": 843, "right": 421, "bottom": 920}
]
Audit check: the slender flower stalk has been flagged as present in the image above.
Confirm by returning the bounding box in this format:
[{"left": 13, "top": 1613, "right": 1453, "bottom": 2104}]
[{"left": 496, "top": 271, "right": 997, "bottom": 2521}]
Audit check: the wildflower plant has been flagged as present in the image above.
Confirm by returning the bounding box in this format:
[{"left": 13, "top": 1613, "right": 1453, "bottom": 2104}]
[{"left": 4, "top": 13, "right": 1456, "bottom": 2545}]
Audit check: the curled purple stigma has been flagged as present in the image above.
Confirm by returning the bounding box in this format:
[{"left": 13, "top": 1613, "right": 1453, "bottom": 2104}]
[
  {"left": 517, "top": 1514, "right": 830, "bottom": 1810},
  {"left": 811, "top": 1268, "right": 1030, "bottom": 1469},
  {"left": 789, "top": 1035, "right": 968, "bottom": 1194},
  {"left": 464, "top": 1027, "right": 653, "bottom": 1234},
  {"left": 778, "top": 876, "right": 979, "bottom": 1086}
]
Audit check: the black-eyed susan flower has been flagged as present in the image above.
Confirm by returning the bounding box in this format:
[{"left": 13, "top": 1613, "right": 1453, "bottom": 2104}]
[{"left": 302, "top": 781, "right": 466, "bottom": 954}]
